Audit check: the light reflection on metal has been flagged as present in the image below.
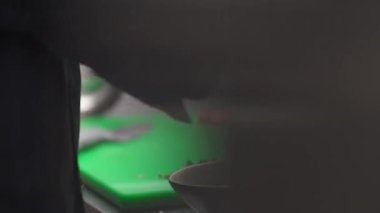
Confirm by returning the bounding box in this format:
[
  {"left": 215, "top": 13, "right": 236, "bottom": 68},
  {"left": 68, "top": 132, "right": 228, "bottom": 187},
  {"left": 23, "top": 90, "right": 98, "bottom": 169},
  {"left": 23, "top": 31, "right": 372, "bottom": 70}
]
[{"left": 80, "top": 64, "right": 120, "bottom": 116}]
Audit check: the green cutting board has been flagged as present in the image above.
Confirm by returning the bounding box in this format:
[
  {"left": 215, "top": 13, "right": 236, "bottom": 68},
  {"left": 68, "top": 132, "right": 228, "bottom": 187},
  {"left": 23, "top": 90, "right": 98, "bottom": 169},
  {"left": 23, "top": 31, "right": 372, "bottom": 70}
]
[{"left": 78, "top": 114, "right": 224, "bottom": 209}]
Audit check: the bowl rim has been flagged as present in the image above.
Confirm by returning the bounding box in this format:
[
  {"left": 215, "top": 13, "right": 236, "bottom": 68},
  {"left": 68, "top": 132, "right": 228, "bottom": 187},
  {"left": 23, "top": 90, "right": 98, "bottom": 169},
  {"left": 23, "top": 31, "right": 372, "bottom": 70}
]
[{"left": 169, "top": 161, "right": 231, "bottom": 189}]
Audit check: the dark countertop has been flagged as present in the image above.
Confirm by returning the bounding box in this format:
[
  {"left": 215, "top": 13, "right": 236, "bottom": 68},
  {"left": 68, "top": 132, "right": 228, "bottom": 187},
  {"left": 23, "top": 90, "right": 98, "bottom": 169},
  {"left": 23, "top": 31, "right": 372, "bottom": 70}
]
[{"left": 82, "top": 186, "right": 193, "bottom": 213}]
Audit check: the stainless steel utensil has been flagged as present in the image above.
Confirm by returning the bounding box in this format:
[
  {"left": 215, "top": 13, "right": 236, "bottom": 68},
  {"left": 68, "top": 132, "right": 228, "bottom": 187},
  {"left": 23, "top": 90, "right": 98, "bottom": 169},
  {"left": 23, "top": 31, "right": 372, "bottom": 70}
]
[{"left": 169, "top": 162, "right": 231, "bottom": 213}]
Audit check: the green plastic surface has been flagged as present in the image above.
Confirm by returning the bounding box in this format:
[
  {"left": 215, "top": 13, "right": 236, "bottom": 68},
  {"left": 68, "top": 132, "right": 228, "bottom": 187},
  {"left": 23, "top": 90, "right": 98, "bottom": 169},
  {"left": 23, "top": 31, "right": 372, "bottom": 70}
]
[
  {"left": 81, "top": 76, "right": 105, "bottom": 94},
  {"left": 78, "top": 114, "right": 224, "bottom": 209}
]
